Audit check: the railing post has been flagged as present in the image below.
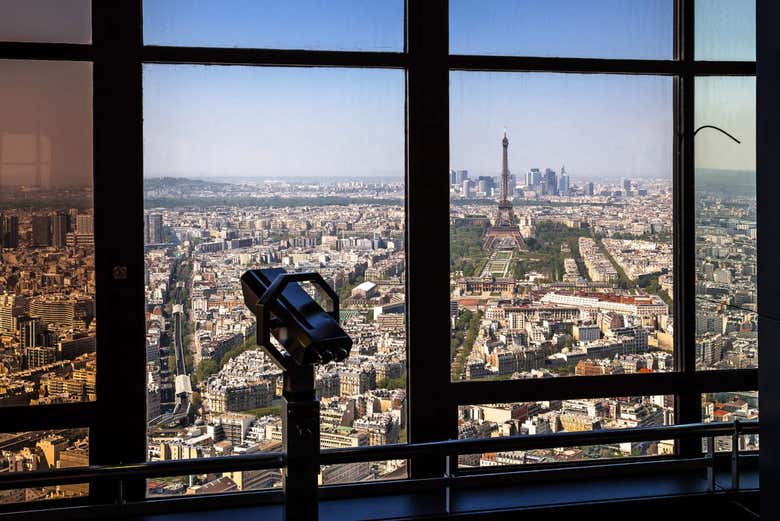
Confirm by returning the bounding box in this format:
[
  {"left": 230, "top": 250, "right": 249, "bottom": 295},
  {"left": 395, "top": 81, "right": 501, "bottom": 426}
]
[
  {"left": 731, "top": 419, "right": 741, "bottom": 490},
  {"left": 114, "top": 477, "right": 124, "bottom": 505},
  {"left": 282, "top": 364, "right": 320, "bottom": 521},
  {"left": 706, "top": 436, "right": 715, "bottom": 492},
  {"left": 445, "top": 454, "right": 452, "bottom": 514}
]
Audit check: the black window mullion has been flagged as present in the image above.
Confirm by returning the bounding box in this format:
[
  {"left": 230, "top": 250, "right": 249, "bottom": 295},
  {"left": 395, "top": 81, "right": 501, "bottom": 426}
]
[
  {"left": 674, "top": 0, "right": 700, "bottom": 458},
  {"left": 406, "top": 0, "right": 456, "bottom": 480},
  {"left": 0, "top": 41, "right": 93, "bottom": 61},
  {"left": 90, "top": 0, "right": 146, "bottom": 503}
]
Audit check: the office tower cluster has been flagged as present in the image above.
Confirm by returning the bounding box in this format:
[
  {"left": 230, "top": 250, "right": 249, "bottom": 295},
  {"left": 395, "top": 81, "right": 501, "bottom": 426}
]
[
  {"left": 523, "top": 166, "right": 571, "bottom": 196},
  {"left": 0, "top": 210, "right": 93, "bottom": 250}
]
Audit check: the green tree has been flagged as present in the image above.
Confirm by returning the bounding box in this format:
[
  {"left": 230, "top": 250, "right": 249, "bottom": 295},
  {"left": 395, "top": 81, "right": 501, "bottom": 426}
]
[
  {"left": 192, "top": 359, "right": 219, "bottom": 386},
  {"left": 378, "top": 375, "right": 407, "bottom": 390}
]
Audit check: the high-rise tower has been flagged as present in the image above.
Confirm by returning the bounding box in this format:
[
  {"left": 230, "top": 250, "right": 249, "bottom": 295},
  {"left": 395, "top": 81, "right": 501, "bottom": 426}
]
[{"left": 559, "top": 165, "right": 570, "bottom": 196}]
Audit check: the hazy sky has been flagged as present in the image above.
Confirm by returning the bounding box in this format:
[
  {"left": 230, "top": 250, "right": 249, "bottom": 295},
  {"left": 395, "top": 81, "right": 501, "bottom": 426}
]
[
  {"left": 143, "top": 0, "right": 404, "bottom": 51},
  {"left": 450, "top": 72, "right": 673, "bottom": 179},
  {"left": 143, "top": 65, "right": 405, "bottom": 178},
  {"left": 0, "top": 2, "right": 755, "bottom": 186},
  {"left": 695, "top": 76, "right": 756, "bottom": 172},
  {"left": 143, "top": 1, "right": 755, "bottom": 180}
]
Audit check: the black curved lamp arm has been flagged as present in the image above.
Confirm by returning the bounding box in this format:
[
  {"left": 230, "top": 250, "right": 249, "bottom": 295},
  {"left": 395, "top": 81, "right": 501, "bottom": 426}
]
[{"left": 693, "top": 125, "right": 742, "bottom": 144}]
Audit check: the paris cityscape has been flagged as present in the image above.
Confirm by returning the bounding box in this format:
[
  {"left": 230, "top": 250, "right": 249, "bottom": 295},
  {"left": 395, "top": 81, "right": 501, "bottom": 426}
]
[{"left": 0, "top": 133, "right": 758, "bottom": 501}]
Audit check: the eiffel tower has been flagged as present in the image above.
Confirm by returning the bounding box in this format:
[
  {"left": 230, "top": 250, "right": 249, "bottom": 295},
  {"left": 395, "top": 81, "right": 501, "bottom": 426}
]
[{"left": 482, "top": 132, "right": 526, "bottom": 250}]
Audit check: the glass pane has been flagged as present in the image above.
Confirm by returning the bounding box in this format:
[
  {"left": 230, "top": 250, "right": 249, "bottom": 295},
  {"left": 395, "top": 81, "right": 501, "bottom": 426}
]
[
  {"left": 143, "top": 0, "right": 404, "bottom": 52},
  {"left": 695, "top": 0, "right": 756, "bottom": 61},
  {"left": 695, "top": 77, "right": 756, "bottom": 371},
  {"left": 450, "top": 0, "right": 673, "bottom": 59},
  {"left": 450, "top": 72, "right": 674, "bottom": 381},
  {"left": 0, "top": 0, "right": 91, "bottom": 44},
  {"left": 701, "top": 391, "right": 758, "bottom": 452},
  {"left": 0, "top": 429, "right": 89, "bottom": 505},
  {"left": 0, "top": 60, "right": 95, "bottom": 407},
  {"left": 144, "top": 65, "right": 406, "bottom": 495},
  {"left": 458, "top": 396, "right": 674, "bottom": 468}
]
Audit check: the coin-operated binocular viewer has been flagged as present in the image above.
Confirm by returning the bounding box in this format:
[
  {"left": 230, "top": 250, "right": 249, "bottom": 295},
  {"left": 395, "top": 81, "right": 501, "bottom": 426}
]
[{"left": 241, "top": 268, "right": 352, "bottom": 520}]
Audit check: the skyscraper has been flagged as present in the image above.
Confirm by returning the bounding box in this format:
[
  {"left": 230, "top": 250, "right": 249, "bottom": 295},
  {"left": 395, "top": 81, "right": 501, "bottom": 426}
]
[
  {"left": 52, "top": 212, "right": 68, "bottom": 248},
  {"left": 1, "top": 214, "right": 19, "bottom": 248},
  {"left": 559, "top": 166, "right": 570, "bottom": 196},
  {"left": 32, "top": 215, "right": 51, "bottom": 247},
  {"left": 585, "top": 181, "right": 595, "bottom": 196},
  {"left": 623, "top": 178, "right": 632, "bottom": 192},
  {"left": 145, "top": 213, "right": 164, "bottom": 244},
  {"left": 0, "top": 294, "right": 15, "bottom": 334},
  {"left": 526, "top": 168, "right": 541, "bottom": 190},
  {"left": 477, "top": 178, "right": 492, "bottom": 197},
  {"left": 544, "top": 168, "right": 558, "bottom": 195},
  {"left": 76, "top": 214, "right": 94, "bottom": 235},
  {"left": 18, "top": 316, "right": 42, "bottom": 349},
  {"left": 461, "top": 180, "right": 472, "bottom": 199}
]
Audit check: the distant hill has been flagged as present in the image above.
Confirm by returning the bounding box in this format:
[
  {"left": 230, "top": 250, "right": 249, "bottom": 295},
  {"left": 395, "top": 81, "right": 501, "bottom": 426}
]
[
  {"left": 696, "top": 168, "right": 756, "bottom": 197},
  {"left": 144, "top": 177, "right": 229, "bottom": 190}
]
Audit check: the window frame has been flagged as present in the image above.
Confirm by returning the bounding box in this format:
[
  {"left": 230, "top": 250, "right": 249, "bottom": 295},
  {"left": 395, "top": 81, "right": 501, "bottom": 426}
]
[{"left": 0, "top": 0, "right": 758, "bottom": 508}]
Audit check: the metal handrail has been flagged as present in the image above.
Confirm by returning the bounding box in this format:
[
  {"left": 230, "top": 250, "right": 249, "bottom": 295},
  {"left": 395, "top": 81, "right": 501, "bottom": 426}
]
[
  {"left": 320, "top": 420, "right": 758, "bottom": 465},
  {"left": 0, "top": 420, "right": 756, "bottom": 492},
  {"left": 0, "top": 452, "right": 286, "bottom": 491}
]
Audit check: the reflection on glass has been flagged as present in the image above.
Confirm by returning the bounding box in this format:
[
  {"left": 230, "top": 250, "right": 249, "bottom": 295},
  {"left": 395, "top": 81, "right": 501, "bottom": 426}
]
[
  {"left": 143, "top": 0, "right": 404, "bottom": 51},
  {"left": 0, "top": 0, "right": 91, "bottom": 44},
  {"left": 695, "top": 0, "right": 756, "bottom": 62},
  {"left": 143, "top": 65, "right": 406, "bottom": 495},
  {"left": 458, "top": 396, "right": 674, "bottom": 467},
  {"left": 695, "top": 77, "right": 756, "bottom": 370},
  {"left": 450, "top": 0, "right": 673, "bottom": 59},
  {"left": 701, "top": 392, "right": 758, "bottom": 452},
  {"left": 0, "top": 60, "right": 95, "bottom": 407},
  {"left": 450, "top": 72, "right": 674, "bottom": 381},
  {"left": 0, "top": 429, "right": 89, "bottom": 505}
]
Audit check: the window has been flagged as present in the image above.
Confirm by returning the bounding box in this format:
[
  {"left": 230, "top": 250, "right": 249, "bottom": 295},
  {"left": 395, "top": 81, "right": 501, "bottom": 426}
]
[
  {"left": 695, "top": 76, "right": 756, "bottom": 371},
  {"left": 701, "top": 391, "right": 758, "bottom": 452},
  {"left": 450, "top": 72, "right": 674, "bottom": 381},
  {"left": 0, "top": 429, "right": 89, "bottom": 505},
  {"left": 143, "top": 65, "right": 407, "bottom": 492},
  {"left": 0, "top": 0, "right": 760, "bottom": 512},
  {"left": 459, "top": 396, "right": 674, "bottom": 467},
  {"left": 0, "top": 60, "right": 95, "bottom": 407}
]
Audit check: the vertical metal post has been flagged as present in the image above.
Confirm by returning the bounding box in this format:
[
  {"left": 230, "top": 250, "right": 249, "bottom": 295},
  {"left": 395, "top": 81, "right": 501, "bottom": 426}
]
[
  {"left": 731, "top": 420, "right": 741, "bottom": 490},
  {"left": 282, "top": 364, "right": 320, "bottom": 521},
  {"left": 115, "top": 478, "right": 125, "bottom": 505},
  {"left": 706, "top": 435, "right": 715, "bottom": 492},
  {"left": 444, "top": 454, "right": 452, "bottom": 514}
]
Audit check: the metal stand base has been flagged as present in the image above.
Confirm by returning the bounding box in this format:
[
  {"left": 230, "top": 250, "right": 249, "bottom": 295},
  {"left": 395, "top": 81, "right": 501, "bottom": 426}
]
[{"left": 282, "top": 365, "right": 320, "bottom": 521}]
